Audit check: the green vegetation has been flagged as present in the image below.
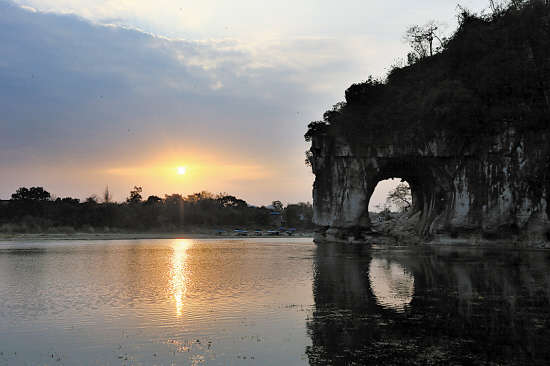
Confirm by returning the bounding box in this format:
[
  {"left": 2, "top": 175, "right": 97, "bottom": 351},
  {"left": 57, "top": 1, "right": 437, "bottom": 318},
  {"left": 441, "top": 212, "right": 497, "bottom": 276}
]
[
  {"left": 0, "top": 187, "right": 314, "bottom": 233},
  {"left": 305, "top": 0, "right": 550, "bottom": 148}
]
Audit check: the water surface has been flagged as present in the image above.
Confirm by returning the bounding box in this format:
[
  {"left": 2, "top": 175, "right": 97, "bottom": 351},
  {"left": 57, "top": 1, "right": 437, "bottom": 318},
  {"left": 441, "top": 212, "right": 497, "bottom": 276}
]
[{"left": 1, "top": 239, "right": 549, "bottom": 365}]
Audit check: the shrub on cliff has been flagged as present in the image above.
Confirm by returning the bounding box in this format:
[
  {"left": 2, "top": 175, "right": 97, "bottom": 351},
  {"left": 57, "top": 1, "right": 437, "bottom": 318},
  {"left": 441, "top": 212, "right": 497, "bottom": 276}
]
[{"left": 305, "top": 0, "right": 550, "bottom": 146}]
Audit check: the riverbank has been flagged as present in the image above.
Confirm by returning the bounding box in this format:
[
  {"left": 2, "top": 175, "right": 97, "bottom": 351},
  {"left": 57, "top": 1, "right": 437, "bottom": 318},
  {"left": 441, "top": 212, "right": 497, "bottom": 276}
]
[
  {"left": 0, "top": 231, "right": 314, "bottom": 242},
  {"left": 313, "top": 230, "right": 550, "bottom": 249}
]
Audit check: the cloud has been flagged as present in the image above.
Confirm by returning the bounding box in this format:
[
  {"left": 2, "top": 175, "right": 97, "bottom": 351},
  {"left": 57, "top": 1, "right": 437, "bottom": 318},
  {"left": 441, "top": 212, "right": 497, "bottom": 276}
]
[
  {"left": 11, "top": 0, "right": 489, "bottom": 42},
  {"left": 1, "top": 0, "right": 392, "bottom": 156},
  {"left": 0, "top": 1, "right": 319, "bottom": 201},
  {"left": 18, "top": 3, "right": 34, "bottom": 11},
  {"left": 0, "top": 0, "right": 433, "bottom": 203},
  {"left": 1, "top": 0, "right": 492, "bottom": 205}
]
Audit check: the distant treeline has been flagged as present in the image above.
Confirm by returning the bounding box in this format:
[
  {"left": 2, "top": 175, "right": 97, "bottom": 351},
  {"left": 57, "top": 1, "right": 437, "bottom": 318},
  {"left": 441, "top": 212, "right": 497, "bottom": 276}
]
[{"left": 0, "top": 186, "right": 314, "bottom": 233}]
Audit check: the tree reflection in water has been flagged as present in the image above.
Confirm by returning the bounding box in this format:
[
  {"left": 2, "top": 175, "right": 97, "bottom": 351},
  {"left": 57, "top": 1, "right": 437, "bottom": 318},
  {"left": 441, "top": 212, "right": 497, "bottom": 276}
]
[{"left": 307, "top": 244, "right": 550, "bottom": 365}]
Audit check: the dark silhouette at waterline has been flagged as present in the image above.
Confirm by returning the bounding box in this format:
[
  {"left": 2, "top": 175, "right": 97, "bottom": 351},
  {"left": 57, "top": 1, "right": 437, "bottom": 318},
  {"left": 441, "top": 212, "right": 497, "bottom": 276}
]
[{"left": 307, "top": 244, "right": 550, "bottom": 365}]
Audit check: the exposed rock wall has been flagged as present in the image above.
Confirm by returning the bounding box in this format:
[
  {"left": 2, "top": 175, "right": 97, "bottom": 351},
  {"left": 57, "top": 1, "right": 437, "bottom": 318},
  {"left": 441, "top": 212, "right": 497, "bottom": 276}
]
[
  {"left": 310, "top": 127, "right": 550, "bottom": 246},
  {"left": 309, "top": 1, "right": 550, "bottom": 246}
]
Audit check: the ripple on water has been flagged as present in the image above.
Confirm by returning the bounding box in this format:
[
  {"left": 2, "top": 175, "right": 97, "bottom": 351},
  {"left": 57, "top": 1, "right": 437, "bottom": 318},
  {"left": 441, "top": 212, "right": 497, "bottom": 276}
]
[{"left": 0, "top": 238, "right": 316, "bottom": 366}]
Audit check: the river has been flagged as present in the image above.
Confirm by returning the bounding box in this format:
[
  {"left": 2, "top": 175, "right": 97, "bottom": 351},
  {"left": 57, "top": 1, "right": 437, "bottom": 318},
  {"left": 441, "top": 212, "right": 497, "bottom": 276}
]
[{"left": 1, "top": 238, "right": 549, "bottom": 365}]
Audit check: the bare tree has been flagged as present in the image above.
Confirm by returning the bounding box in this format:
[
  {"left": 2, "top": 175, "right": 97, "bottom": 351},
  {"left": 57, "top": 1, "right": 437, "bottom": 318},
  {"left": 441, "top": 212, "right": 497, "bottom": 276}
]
[
  {"left": 404, "top": 21, "right": 446, "bottom": 61},
  {"left": 386, "top": 182, "right": 412, "bottom": 212}
]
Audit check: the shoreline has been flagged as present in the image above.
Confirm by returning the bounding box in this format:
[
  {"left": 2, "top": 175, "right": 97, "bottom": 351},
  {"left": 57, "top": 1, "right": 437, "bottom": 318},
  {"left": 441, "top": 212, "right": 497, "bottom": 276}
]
[
  {"left": 313, "top": 232, "right": 550, "bottom": 250},
  {"left": 0, "top": 232, "right": 314, "bottom": 242}
]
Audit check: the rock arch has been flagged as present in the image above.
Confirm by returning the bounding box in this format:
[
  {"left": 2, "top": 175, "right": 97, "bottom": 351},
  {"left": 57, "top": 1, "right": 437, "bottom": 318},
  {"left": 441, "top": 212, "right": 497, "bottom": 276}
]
[{"left": 310, "top": 131, "right": 550, "bottom": 245}]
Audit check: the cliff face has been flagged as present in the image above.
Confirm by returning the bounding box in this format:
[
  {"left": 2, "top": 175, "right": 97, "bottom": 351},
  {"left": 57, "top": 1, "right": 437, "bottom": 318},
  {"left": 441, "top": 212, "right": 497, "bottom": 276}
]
[
  {"left": 311, "top": 126, "right": 550, "bottom": 246},
  {"left": 308, "top": 2, "right": 550, "bottom": 246}
]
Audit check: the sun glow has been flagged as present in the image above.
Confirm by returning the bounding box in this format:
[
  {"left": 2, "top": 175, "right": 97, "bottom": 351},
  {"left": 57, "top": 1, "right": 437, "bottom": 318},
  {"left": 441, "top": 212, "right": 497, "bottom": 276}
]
[{"left": 99, "top": 150, "right": 279, "bottom": 202}]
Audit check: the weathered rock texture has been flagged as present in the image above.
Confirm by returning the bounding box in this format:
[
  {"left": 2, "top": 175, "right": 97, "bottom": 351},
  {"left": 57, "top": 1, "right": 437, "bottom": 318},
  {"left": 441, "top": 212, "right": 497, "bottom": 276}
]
[
  {"left": 308, "top": 1, "right": 550, "bottom": 246},
  {"left": 311, "top": 126, "right": 550, "bottom": 246}
]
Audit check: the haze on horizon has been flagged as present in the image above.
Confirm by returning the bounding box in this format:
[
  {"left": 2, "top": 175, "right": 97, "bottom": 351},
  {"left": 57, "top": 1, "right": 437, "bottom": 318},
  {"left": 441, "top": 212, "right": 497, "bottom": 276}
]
[{"left": 0, "top": 0, "right": 488, "bottom": 206}]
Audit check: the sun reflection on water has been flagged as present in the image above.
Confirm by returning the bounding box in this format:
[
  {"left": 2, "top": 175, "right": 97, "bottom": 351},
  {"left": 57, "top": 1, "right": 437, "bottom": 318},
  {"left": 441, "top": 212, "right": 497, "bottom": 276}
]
[{"left": 171, "top": 239, "right": 192, "bottom": 317}]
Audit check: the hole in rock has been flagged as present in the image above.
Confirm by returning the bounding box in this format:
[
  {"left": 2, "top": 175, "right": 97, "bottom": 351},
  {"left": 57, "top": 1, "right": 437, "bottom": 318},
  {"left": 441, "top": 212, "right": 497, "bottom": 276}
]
[{"left": 368, "top": 179, "right": 412, "bottom": 213}]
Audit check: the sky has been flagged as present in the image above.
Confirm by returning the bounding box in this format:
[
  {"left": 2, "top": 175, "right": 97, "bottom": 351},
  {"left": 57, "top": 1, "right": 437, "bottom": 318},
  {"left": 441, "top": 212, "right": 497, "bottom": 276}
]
[{"left": 0, "top": 0, "right": 488, "bottom": 207}]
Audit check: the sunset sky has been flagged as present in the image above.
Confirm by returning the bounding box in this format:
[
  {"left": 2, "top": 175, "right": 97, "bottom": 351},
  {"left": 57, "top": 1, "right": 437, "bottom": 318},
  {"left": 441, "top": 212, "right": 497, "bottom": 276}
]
[{"left": 1, "top": 0, "right": 487, "bottom": 206}]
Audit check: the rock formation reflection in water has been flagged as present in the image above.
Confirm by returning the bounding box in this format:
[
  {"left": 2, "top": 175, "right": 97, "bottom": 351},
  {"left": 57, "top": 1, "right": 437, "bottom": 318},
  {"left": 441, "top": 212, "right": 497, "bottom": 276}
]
[{"left": 307, "top": 244, "right": 550, "bottom": 365}]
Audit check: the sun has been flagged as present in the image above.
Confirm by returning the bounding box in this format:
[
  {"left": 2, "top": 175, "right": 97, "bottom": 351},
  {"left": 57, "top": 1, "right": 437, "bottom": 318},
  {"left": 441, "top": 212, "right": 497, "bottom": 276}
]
[{"left": 177, "top": 166, "right": 187, "bottom": 175}]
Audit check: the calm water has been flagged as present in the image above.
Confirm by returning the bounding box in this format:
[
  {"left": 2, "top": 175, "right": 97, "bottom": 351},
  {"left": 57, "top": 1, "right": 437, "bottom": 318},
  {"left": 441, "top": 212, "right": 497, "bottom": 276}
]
[{"left": 0, "top": 239, "right": 549, "bottom": 365}]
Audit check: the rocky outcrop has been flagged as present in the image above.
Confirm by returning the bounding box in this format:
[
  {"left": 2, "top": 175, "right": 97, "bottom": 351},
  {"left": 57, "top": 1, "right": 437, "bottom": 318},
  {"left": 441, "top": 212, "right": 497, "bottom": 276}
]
[
  {"left": 310, "top": 126, "right": 550, "bottom": 246},
  {"left": 308, "top": 2, "right": 550, "bottom": 246}
]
